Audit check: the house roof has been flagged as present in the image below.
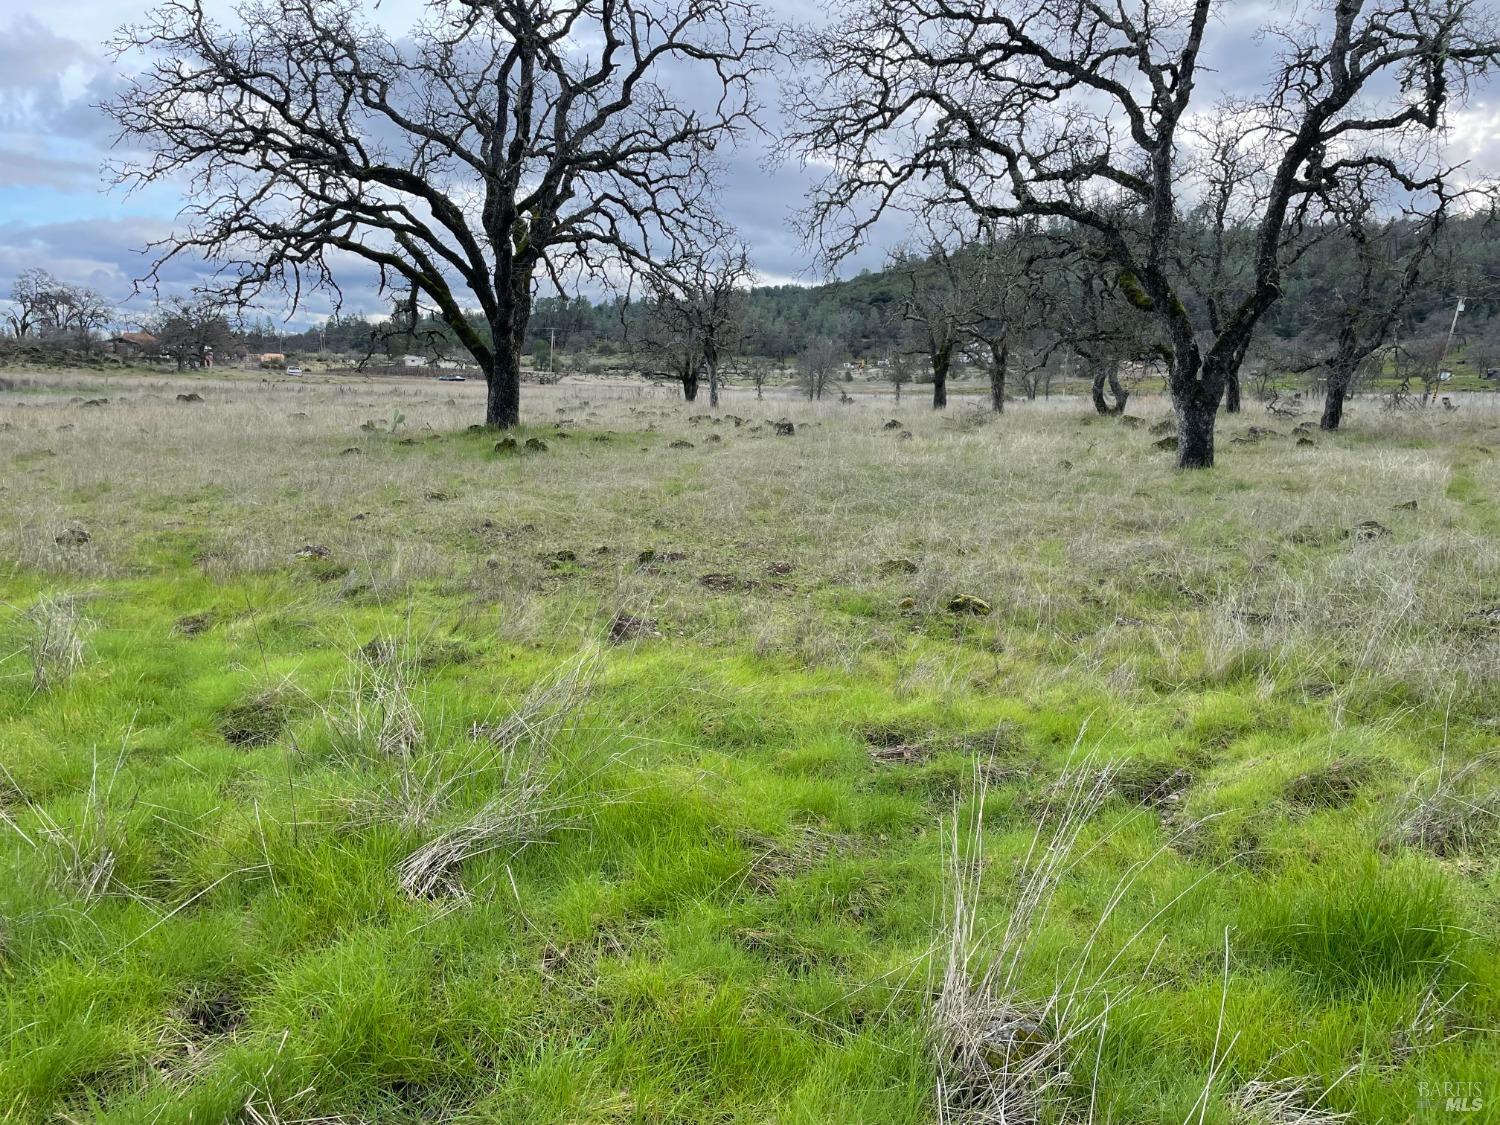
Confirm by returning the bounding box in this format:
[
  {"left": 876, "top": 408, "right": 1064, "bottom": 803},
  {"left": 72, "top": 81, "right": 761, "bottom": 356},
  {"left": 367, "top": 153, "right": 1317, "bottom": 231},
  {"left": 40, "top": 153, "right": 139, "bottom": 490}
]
[{"left": 113, "top": 331, "right": 158, "bottom": 346}]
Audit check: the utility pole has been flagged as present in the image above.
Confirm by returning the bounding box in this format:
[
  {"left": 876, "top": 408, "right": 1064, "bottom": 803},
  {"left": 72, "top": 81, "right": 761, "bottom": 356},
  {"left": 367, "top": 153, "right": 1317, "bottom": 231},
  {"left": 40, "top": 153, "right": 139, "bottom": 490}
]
[
  {"left": 1433, "top": 295, "right": 1465, "bottom": 404},
  {"left": 1439, "top": 295, "right": 1466, "bottom": 368},
  {"left": 547, "top": 327, "right": 557, "bottom": 377}
]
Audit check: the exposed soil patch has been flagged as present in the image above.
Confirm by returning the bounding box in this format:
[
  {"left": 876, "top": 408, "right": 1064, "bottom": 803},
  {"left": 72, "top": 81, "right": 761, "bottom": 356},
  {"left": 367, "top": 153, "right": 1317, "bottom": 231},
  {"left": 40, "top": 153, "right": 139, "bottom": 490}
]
[
  {"left": 1111, "top": 761, "right": 1193, "bottom": 810},
  {"left": 174, "top": 612, "right": 214, "bottom": 636},
  {"left": 608, "top": 613, "right": 659, "bottom": 643},
  {"left": 1284, "top": 758, "right": 1376, "bottom": 809},
  {"left": 638, "top": 548, "right": 687, "bottom": 565},
  {"left": 219, "top": 689, "right": 291, "bottom": 748},
  {"left": 700, "top": 572, "right": 754, "bottom": 593},
  {"left": 182, "top": 990, "right": 244, "bottom": 1037}
]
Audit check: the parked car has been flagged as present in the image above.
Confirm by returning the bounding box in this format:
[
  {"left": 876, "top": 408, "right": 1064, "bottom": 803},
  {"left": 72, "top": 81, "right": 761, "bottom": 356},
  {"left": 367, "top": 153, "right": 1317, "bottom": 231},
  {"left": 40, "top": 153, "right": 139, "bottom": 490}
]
[
  {"left": 436, "top": 373, "right": 466, "bottom": 382},
  {"left": 285, "top": 366, "right": 303, "bottom": 377}
]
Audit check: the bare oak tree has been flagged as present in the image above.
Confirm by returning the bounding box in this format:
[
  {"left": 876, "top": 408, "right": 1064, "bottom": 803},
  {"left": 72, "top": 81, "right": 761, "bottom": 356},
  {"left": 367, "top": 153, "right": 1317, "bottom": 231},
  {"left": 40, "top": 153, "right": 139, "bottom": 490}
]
[
  {"left": 965, "top": 223, "right": 1065, "bottom": 414},
  {"left": 645, "top": 237, "right": 754, "bottom": 407},
  {"left": 789, "top": 0, "right": 1500, "bottom": 467},
  {"left": 890, "top": 238, "right": 981, "bottom": 409},
  {"left": 6, "top": 269, "right": 113, "bottom": 348},
  {"left": 798, "top": 335, "right": 841, "bottom": 400},
  {"left": 1307, "top": 171, "right": 1458, "bottom": 430},
  {"left": 108, "top": 0, "right": 776, "bottom": 427}
]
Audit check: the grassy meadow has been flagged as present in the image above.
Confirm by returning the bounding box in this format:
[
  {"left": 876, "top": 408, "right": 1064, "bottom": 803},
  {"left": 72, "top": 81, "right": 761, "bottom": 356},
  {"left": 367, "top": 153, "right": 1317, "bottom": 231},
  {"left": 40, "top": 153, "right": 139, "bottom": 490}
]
[{"left": 1, "top": 369, "right": 1498, "bottom": 1123}]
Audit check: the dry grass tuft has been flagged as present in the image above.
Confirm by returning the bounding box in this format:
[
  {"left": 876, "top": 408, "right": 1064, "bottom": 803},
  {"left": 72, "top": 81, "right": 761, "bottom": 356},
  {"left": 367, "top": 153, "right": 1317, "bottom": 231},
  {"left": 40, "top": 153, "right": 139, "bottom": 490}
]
[
  {"left": 933, "top": 740, "right": 1190, "bottom": 1123},
  {"left": 325, "top": 641, "right": 423, "bottom": 763},
  {"left": 17, "top": 594, "right": 90, "bottom": 692},
  {"left": 393, "top": 648, "right": 608, "bottom": 898},
  {"left": 1225, "top": 1077, "right": 1352, "bottom": 1123},
  {"left": 933, "top": 755, "right": 1111, "bottom": 1122},
  {"left": 1391, "top": 755, "right": 1500, "bottom": 857},
  {"left": 739, "top": 826, "right": 846, "bottom": 893},
  {"left": 0, "top": 744, "right": 128, "bottom": 902}
]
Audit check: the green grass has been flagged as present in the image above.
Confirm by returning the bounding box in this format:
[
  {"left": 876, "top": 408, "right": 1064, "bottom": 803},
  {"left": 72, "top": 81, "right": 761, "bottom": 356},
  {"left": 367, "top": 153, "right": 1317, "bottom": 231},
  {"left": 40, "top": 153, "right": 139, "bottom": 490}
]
[{"left": 1, "top": 371, "right": 1498, "bottom": 1122}]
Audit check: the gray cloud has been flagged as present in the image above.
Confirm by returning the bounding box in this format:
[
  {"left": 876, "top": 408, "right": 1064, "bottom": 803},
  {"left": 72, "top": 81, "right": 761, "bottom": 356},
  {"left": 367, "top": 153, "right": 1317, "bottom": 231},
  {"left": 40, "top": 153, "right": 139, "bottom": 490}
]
[{"left": 0, "top": 149, "right": 99, "bottom": 190}]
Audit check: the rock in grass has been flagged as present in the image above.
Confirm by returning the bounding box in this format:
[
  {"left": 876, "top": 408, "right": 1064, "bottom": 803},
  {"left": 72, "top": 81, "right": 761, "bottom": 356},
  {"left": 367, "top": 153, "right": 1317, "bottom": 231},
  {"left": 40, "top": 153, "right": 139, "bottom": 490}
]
[
  {"left": 54, "top": 525, "right": 90, "bottom": 546},
  {"left": 1296, "top": 436, "right": 1315, "bottom": 447},
  {"left": 883, "top": 419, "right": 904, "bottom": 430},
  {"left": 1154, "top": 435, "right": 1180, "bottom": 451},
  {"left": 494, "top": 436, "right": 518, "bottom": 453},
  {"left": 1392, "top": 499, "right": 1418, "bottom": 511},
  {"left": 1150, "top": 418, "right": 1175, "bottom": 436},
  {"left": 524, "top": 437, "right": 549, "bottom": 452},
  {"left": 897, "top": 430, "right": 913, "bottom": 441},
  {"left": 1350, "top": 520, "right": 1391, "bottom": 543},
  {"left": 176, "top": 392, "right": 204, "bottom": 403},
  {"left": 879, "top": 557, "right": 919, "bottom": 576},
  {"left": 773, "top": 420, "right": 796, "bottom": 436},
  {"left": 294, "top": 543, "right": 330, "bottom": 560},
  {"left": 340, "top": 446, "right": 362, "bottom": 455},
  {"left": 947, "top": 594, "right": 992, "bottom": 616},
  {"left": 669, "top": 439, "right": 695, "bottom": 450}
]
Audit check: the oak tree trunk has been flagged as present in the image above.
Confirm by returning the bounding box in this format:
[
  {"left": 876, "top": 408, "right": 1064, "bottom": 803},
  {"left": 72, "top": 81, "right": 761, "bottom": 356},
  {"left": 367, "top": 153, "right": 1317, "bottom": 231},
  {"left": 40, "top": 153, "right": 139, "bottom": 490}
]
[
  {"left": 1092, "top": 366, "right": 1129, "bottom": 415},
  {"left": 1091, "top": 369, "right": 1110, "bottom": 415},
  {"left": 1321, "top": 362, "right": 1355, "bottom": 431},
  {"left": 931, "top": 346, "right": 950, "bottom": 410},
  {"left": 989, "top": 340, "right": 1008, "bottom": 414},
  {"left": 484, "top": 288, "right": 530, "bottom": 429},
  {"left": 1224, "top": 370, "right": 1242, "bottom": 414},
  {"left": 1106, "top": 368, "right": 1129, "bottom": 415},
  {"left": 1174, "top": 384, "right": 1219, "bottom": 469}
]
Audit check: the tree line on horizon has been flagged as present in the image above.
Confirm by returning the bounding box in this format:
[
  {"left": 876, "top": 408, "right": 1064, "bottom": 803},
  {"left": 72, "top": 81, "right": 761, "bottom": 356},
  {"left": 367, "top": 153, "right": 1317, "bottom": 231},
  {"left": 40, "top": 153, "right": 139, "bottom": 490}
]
[{"left": 3, "top": 0, "right": 1499, "bottom": 465}]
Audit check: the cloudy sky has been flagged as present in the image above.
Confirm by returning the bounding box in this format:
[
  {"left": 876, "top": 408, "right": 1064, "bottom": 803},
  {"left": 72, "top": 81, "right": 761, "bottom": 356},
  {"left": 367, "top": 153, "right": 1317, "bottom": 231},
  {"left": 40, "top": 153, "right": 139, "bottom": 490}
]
[
  {"left": 0, "top": 0, "right": 868, "bottom": 329},
  {"left": 2, "top": 1, "right": 1498, "bottom": 328}
]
